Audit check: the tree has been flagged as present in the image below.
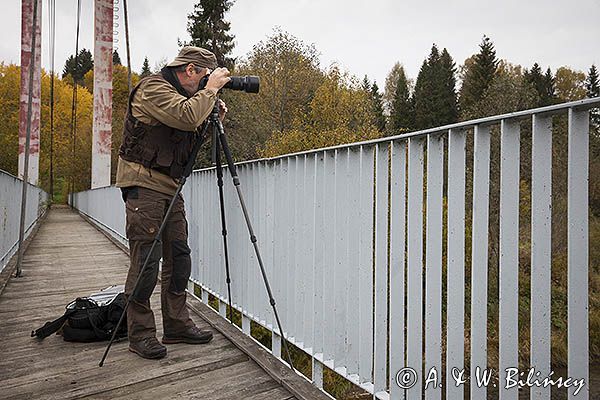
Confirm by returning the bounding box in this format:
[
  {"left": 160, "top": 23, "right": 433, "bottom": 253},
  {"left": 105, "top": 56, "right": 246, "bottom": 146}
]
[
  {"left": 140, "top": 57, "right": 151, "bottom": 78},
  {"left": 62, "top": 48, "right": 93, "bottom": 84},
  {"left": 385, "top": 63, "right": 413, "bottom": 133},
  {"left": 260, "top": 66, "right": 380, "bottom": 157},
  {"left": 361, "top": 76, "right": 385, "bottom": 132},
  {"left": 587, "top": 64, "right": 600, "bottom": 126},
  {"left": 413, "top": 45, "right": 458, "bottom": 129},
  {"left": 554, "top": 67, "right": 587, "bottom": 102},
  {"left": 0, "top": 63, "right": 95, "bottom": 197},
  {"left": 370, "top": 82, "right": 386, "bottom": 132},
  {"left": 184, "top": 0, "right": 236, "bottom": 67},
  {"left": 459, "top": 35, "right": 498, "bottom": 119},
  {"left": 524, "top": 63, "right": 556, "bottom": 106},
  {"left": 112, "top": 50, "right": 122, "bottom": 65}
]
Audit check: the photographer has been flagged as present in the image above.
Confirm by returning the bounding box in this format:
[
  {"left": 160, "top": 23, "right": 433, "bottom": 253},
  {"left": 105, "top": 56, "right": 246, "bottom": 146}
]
[{"left": 115, "top": 46, "right": 230, "bottom": 360}]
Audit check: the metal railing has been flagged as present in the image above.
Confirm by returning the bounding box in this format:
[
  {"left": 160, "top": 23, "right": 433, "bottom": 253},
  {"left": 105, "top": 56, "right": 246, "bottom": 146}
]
[
  {"left": 71, "top": 97, "right": 599, "bottom": 400},
  {"left": 0, "top": 170, "right": 49, "bottom": 273}
]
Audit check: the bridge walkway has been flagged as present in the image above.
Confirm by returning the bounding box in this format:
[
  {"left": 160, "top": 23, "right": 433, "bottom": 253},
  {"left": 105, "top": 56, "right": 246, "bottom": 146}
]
[{"left": 0, "top": 207, "right": 324, "bottom": 400}]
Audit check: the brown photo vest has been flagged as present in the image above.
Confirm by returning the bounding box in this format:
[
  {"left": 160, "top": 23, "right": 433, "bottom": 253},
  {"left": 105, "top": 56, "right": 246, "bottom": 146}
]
[{"left": 119, "top": 74, "right": 196, "bottom": 179}]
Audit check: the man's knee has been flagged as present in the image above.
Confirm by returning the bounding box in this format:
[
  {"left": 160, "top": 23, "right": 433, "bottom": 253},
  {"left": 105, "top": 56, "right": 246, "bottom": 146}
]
[
  {"left": 170, "top": 240, "right": 191, "bottom": 293},
  {"left": 132, "top": 242, "right": 162, "bottom": 301}
]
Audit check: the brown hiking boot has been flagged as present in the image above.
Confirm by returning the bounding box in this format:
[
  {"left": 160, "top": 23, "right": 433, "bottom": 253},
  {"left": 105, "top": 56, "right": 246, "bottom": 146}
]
[
  {"left": 162, "top": 325, "right": 213, "bottom": 344},
  {"left": 129, "top": 337, "right": 167, "bottom": 359}
]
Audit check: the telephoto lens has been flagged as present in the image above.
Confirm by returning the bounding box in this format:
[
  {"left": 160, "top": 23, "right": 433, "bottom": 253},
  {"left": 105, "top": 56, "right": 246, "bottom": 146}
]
[{"left": 224, "top": 76, "right": 260, "bottom": 93}]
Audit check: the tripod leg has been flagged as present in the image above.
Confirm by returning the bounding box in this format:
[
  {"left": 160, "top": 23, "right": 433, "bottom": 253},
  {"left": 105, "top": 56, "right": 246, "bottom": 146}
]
[
  {"left": 213, "top": 116, "right": 295, "bottom": 372},
  {"left": 214, "top": 127, "right": 234, "bottom": 323}
]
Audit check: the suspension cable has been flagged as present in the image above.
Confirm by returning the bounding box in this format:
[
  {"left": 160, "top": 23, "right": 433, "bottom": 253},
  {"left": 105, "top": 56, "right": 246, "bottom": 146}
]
[
  {"left": 122, "top": 0, "right": 132, "bottom": 92},
  {"left": 69, "top": 0, "right": 81, "bottom": 206},
  {"left": 48, "top": 0, "right": 56, "bottom": 201}
]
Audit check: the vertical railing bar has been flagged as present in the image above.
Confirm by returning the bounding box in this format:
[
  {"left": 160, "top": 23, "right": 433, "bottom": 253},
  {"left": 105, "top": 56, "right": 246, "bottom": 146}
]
[
  {"left": 499, "top": 119, "right": 520, "bottom": 400},
  {"left": 323, "top": 150, "right": 336, "bottom": 363},
  {"left": 446, "top": 128, "right": 466, "bottom": 400},
  {"left": 425, "top": 133, "right": 443, "bottom": 400},
  {"left": 347, "top": 148, "right": 361, "bottom": 377},
  {"left": 374, "top": 143, "right": 390, "bottom": 395},
  {"left": 335, "top": 148, "right": 349, "bottom": 368},
  {"left": 567, "top": 108, "right": 589, "bottom": 399},
  {"left": 531, "top": 114, "right": 552, "bottom": 400},
  {"left": 305, "top": 154, "right": 316, "bottom": 352},
  {"left": 389, "top": 140, "right": 407, "bottom": 400},
  {"left": 407, "top": 137, "right": 424, "bottom": 399},
  {"left": 358, "top": 145, "right": 375, "bottom": 383}
]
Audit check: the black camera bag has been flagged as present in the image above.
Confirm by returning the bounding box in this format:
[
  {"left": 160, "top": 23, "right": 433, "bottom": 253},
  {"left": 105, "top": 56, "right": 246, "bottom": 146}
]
[{"left": 31, "top": 293, "right": 127, "bottom": 342}]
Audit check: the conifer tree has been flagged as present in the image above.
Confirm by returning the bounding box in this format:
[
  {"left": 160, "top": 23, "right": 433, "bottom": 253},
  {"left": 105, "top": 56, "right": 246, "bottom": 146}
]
[
  {"left": 386, "top": 64, "right": 413, "bottom": 133},
  {"left": 459, "top": 35, "right": 498, "bottom": 118},
  {"left": 185, "top": 0, "right": 236, "bottom": 68},
  {"left": 587, "top": 64, "right": 600, "bottom": 126},
  {"left": 370, "top": 82, "right": 386, "bottom": 132},
  {"left": 140, "top": 57, "right": 151, "bottom": 77},
  {"left": 112, "top": 50, "right": 122, "bottom": 65},
  {"left": 62, "top": 48, "right": 93, "bottom": 84},
  {"left": 413, "top": 45, "right": 458, "bottom": 129}
]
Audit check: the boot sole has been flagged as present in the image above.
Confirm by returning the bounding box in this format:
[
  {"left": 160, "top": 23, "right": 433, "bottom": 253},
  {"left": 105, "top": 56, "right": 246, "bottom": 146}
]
[
  {"left": 128, "top": 346, "right": 167, "bottom": 359},
  {"left": 161, "top": 335, "right": 213, "bottom": 345}
]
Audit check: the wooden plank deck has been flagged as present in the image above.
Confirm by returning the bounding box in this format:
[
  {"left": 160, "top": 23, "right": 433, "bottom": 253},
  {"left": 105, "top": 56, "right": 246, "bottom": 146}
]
[{"left": 0, "top": 207, "right": 322, "bottom": 400}]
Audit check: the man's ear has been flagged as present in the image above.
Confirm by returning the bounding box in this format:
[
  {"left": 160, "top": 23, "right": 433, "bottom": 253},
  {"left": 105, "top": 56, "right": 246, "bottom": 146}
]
[{"left": 186, "top": 63, "right": 195, "bottom": 77}]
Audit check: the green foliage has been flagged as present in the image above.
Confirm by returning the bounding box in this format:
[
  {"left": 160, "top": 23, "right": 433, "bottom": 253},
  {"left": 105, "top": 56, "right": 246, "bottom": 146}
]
[
  {"left": 467, "top": 61, "right": 538, "bottom": 118},
  {"left": 112, "top": 50, "right": 121, "bottom": 65},
  {"left": 62, "top": 48, "right": 93, "bottom": 84},
  {"left": 587, "top": 64, "right": 600, "bottom": 127},
  {"left": 523, "top": 63, "right": 556, "bottom": 106},
  {"left": 369, "top": 82, "right": 386, "bottom": 132},
  {"left": 413, "top": 45, "right": 458, "bottom": 129},
  {"left": 140, "top": 57, "right": 151, "bottom": 78},
  {"left": 554, "top": 66, "right": 587, "bottom": 102},
  {"left": 260, "top": 66, "right": 381, "bottom": 157},
  {"left": 184, "top": 0, "right": 236, "bottom": 67},
  {"left": 385, "top": 62, "right": 414, "bottom": 134},
  {"left": 459, "top": 35, "right": 498, "bottom": 118}
]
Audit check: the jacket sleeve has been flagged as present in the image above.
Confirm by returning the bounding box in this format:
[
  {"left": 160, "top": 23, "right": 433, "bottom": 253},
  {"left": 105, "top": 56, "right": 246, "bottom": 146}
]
[{"left": 137, "top": 78, "right": 217, "bottom": 131}]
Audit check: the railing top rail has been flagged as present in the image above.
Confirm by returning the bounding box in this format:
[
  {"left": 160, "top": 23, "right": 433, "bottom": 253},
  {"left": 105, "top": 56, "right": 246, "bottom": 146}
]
[{"left": 194, "top": 97, "right": 600, "bottom": 172}]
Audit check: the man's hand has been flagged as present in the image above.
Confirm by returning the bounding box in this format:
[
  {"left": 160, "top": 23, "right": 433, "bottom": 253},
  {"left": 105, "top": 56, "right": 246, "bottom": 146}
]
[
  {"left": 218, "top": 99, "right": 228, "bottom": 122},
  {"left": 205, "top": 67, "right": 231, "bottom": 93}
]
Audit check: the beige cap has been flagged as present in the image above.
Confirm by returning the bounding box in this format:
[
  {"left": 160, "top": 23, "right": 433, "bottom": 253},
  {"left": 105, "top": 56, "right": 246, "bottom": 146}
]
[{"left": 167, "top": 46, "right": 218, "bottom": 69}]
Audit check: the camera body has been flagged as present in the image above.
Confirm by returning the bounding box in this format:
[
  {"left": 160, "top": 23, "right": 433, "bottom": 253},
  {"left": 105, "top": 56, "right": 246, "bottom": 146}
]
[{"left": 199, "top": 74, "right": 260, "bottom": 93}]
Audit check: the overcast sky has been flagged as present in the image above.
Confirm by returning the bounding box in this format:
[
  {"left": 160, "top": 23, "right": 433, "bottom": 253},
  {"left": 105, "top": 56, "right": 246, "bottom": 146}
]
[{"left": 1, "top": 0, "right": 599, "bottom": 90}]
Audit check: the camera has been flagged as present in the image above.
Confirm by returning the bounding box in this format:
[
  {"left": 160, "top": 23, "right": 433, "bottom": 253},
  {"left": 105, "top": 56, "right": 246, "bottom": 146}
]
[{"left": 199, "top": 74, "right": 260, "bottom": 93}]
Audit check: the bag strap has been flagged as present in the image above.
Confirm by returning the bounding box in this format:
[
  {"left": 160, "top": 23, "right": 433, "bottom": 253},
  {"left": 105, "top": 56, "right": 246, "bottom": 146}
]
[{"left": 31, "top": 309, "right": 76, "bottom": 339}]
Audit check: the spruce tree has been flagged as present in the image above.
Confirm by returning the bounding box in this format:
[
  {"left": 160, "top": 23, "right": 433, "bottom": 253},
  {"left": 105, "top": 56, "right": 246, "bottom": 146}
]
[
  {"left": 140, "top": 57, "right": 151, "bottom": 77},
  {"left": 413, "top": 45, "right": 458, "bottom": 129},
  {"left": 370, "top": 82, "right": 386, "bottom": 132},
  {"left": 112, "top": 50, "right": 122, "bottom": 65},
  {"left": 459, "top": 35, "right": 498, "bottom": 118},
  {"left": 524, "top": 63, "right": 556, "bottom": 106},
  {"left": 543, "top": 67, "right": 557, "bottom": 106},
  {"left": 387, "top": 64, "right": 414, "bottom": 132},
  {"left": 587, "top": 64, "right": 600, "bottom": 126},
  {"left": 439, "top": 48, "right": 458, "bottom": 124},
  {"left": 62, "top": 48, "right": 93, "bottom": 84},
  {"left": 185, "top": 0, "right": 236, "bottom": 68}
]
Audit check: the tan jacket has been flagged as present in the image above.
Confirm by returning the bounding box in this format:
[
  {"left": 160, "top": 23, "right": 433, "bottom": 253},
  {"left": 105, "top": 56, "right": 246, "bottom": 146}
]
[{"left": 116, "top": 75, "right": 217, "bottom": 195}]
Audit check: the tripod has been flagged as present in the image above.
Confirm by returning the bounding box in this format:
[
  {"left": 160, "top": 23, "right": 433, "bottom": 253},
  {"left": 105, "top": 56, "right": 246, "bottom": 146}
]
[{"left": 100, "top": 100, "right": 294, "bottom": 372}]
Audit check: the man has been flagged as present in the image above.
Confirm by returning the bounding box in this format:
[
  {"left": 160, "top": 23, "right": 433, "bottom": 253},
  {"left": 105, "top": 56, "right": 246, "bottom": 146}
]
[{"left": 116, "top": 46, "right": 230, "bottom": 360}]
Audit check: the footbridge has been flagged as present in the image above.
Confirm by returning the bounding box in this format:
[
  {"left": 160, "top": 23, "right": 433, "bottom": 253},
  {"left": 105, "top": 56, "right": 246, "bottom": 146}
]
[{"left": 1, "top": 98, "right": 599, "bottom": 399}]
